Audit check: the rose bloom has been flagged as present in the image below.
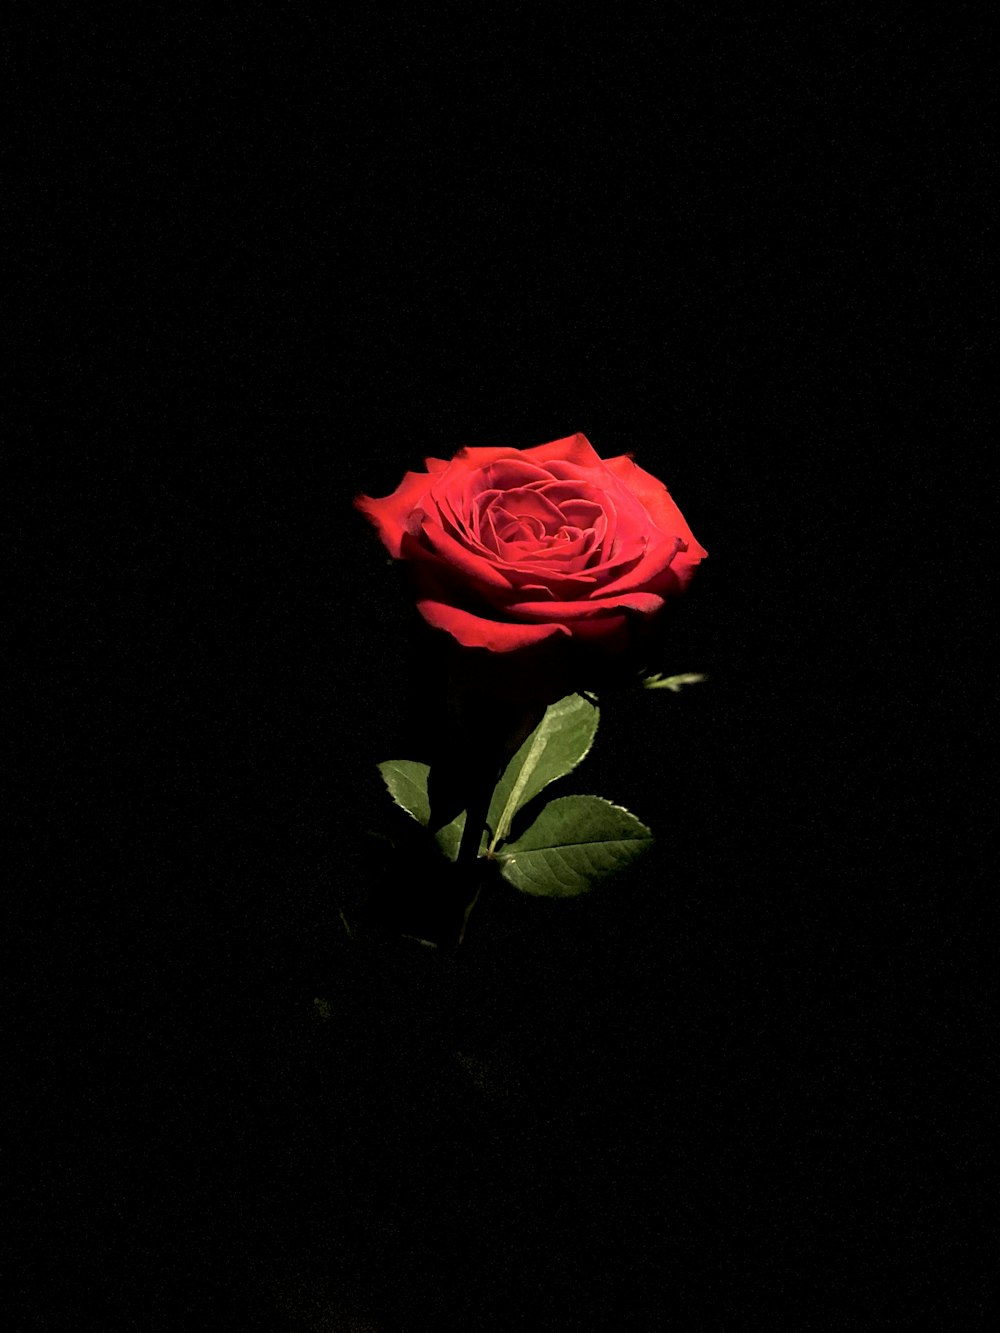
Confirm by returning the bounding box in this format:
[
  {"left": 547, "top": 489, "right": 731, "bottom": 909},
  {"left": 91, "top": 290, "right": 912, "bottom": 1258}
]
[{"left": 355, "top": 432, "right": 706, "bottom": 707}]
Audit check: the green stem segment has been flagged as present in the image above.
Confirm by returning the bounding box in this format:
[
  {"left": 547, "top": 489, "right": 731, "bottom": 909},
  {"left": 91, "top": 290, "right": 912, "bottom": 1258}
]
[{"left": 448, "top": 756, "right": 498, "bottom": 945}]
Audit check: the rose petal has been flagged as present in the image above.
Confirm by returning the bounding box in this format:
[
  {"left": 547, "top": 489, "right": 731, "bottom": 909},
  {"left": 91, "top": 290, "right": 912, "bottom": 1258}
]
[
  {"left": 434, "top": 483, "right": 475, "bottom": 543},
  {"left": 416, "top": 596, "right": 571, "bottom": 652},
  {"left": 436, "top": 454, "right": 549, "bottom": 492},
  {"left": 501, "top": 527, "right": 595, "bottom": 566},
  {"left": 602, "top": 454, "right": 708, "bottom": 560},
  {"left": 534, "top": 489, "right": 605, "bottom": 530},
  {"left": 402, "top": 519, "right": 515, "bottom": 591},
  {"left": 467, "top": 458, "right": 557, "bottom": 496},
  {"left": 494, "top": 518, "right": 546, "bottom": 547},
  {"left": 519, "top": 432, "right": 606, "bottom": 470},
  {"left": 481, "top": 485, "right": 566, "bottom": 535},
  {"left": 510, "top": 590, "right": 666, "bottom": 621},
  {"left": 447, "top": 446, "right": 545, "bottom": 472},
  {"left": 584, "top": 534, "right": 688, "bottom": 596},
  {"left": 353, "top": 470, "right": 434, "bottom": 559}
]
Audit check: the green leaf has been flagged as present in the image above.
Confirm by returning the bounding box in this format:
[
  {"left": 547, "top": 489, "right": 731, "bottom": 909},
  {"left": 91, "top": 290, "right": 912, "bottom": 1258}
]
[
  {"left": 433, "top": 811, "right": 467, "bottom": 862},
  {"left": 486, "top": 693, "right": 600, "bottom": 851},
  {"left": 496, "top": 795, "right": 653, "bottom": 897},
  {"left": 377, "top": 759, "right": 432, "bottom": 824},
  {"left": 641, "top": 671, "right": 707, "bottom": 692},
  {"left": 379, "top": 691, "right": 600, "bottom": 863},
  {"left": 376, "top": 759, "right": 466, "bottom": 861}
]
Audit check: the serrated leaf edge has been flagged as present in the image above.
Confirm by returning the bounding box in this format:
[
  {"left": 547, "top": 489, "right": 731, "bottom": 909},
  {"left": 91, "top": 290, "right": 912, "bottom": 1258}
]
[
  {"left": 497, "top": 794, "right": 653, "bottom": 856},
  {"left": 376, "top": 759, "right": 431, "bottom": 824}
]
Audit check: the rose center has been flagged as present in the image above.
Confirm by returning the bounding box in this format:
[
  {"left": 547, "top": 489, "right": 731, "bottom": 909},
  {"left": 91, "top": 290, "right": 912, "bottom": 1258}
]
[{"left": 474, "top": 482, "right": 607, "bottom": 563}]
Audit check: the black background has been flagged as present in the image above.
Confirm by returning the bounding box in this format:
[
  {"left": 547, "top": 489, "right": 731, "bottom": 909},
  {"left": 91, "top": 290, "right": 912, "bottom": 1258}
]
[{"left": 14, "top": 4, "right": 991, "bottom": 1329}]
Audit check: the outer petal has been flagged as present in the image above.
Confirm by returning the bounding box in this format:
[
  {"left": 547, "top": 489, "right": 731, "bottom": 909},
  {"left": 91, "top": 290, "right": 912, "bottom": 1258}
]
[
  {"left": 440, "top": 433, "right": 602, "bottom": 476},
  {"left": 415, "top": 597, "right": 571, "bottom": 652},
  {"left": 509, "top": 591, "right": 666, "bottom": 621},
  {"left": 520, "top": 432, "right": 605, "bottom": 470},
  {"left": 602, "top": 454, "right": 708, "bottom": 560},
  {"left": 447, "top": 445, "right": 540, "bottom": 471},
  {"left": 581, "top": 533, "right": 686, "bottom": 597},
  {"left": 354, "top": 469, "right": 433, "bottom": 558}
]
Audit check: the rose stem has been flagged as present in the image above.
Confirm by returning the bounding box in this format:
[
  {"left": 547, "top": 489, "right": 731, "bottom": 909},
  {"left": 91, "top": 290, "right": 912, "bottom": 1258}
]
[{"left": 451, "top": 755, "right": 499, "bottom": 945}]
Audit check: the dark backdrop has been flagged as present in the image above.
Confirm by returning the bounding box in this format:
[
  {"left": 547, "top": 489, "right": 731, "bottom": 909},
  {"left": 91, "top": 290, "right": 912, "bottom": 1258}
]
[{"left": 16, "top": 5, "right": 990, "bottom": 1329}]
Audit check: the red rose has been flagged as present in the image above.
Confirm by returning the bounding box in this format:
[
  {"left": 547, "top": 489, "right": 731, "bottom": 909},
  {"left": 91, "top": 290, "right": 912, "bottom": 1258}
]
[{"left": 355, "top": 432, "right": 706, "bottom": 665}]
